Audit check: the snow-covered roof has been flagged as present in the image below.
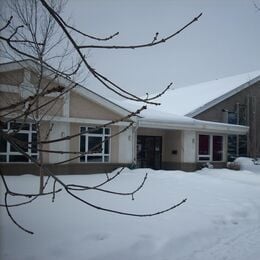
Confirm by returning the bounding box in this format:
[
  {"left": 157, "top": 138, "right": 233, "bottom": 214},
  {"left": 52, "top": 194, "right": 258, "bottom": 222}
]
[
  {"left": 116, "top": 100, "right": 248, "bottom": 135},
  {"left": 116, "top": 70, "right": 260, "bottom": 134},
  {"left": 148, "top": 70, "right": 260, "bottom": 117}
]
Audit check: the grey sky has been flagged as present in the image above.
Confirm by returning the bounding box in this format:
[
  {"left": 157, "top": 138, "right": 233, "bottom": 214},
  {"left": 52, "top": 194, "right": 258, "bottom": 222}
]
[{"left": 65, "top": 0, "right": 260, "bottom": 98}]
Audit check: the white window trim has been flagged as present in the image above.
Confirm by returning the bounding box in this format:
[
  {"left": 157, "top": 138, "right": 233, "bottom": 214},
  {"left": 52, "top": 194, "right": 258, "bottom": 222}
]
[
  {"left": 79, "top": 126, "right": 111, "bottom": 163},
  {"left": 197, "top": 133, "right": 225, "bottom": 162},
  {"left": 0, "top": 122, "right": 38, "bottom": 163}
]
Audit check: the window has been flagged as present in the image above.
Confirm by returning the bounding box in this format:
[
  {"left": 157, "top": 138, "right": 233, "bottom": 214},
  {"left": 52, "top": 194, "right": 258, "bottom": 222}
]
[
  {"left": 213, "top": 136, "right": 223, "bottom": 161},
  {"left": 225, "top": 104, "right": 247, "bottom": 126},
  {"left": 228, "top": 112, "right": 237, "bottom": 124},
  {"left": 198, "top": 135, "right": 210, "bottom": 161},
  {"left": 227, "top": 134, "right": 247, "bottom": 161},
  {"left": 198, "top": 134, "right": 224, "bottom": 162},
  {"left": 79, "top": 126, "right": 110, "bottom": 163},
  {"left": 0, "top": 122, "right": 38, "bottom": 162}
]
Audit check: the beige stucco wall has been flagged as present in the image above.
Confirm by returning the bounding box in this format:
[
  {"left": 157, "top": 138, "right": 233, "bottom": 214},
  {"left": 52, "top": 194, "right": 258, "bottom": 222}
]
[
  {"left": 164, "top": 130, "right": 182, "bottom": 163},
  {"left": 36, "top": 96, "right": 64, "bottom": 117},
  {"left": 69, "top": 91, "right": 121, "bottom": 120},
  {"left": 0, "top": 91, "right": 64, "bottom": 118},
  {"left": 30, "top": 72, "right": 67, "bottom": 92},
  {"left": 0, "top": 92, "right": 21, "bottom": 116},
  {"left": 0, "top": 69, "right": 24, "bottom": 85}
]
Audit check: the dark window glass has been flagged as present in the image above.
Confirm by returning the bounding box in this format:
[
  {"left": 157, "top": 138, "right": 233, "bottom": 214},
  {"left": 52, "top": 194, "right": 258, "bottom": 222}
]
[
  {"left": 1, "top": 122, "right": 8, "bottom": 130},
  {"left": 104, "top": 139, "right": 109, "bottom": 154},
  {"left": 80, "top": 135, "right": 85, "bottom": 153},
  {"left": 87, "top": 156, "right": 102, "bottom": 162},
  {"left": 228, "top": 135, "right": 237, "bottom": 161},
  {"left": 10, "top": 133, "right": 28, "bottom": 152},
  {"left": 105, "top": 128, "right": 110, "bottom": 135},
  {"left": 88, "top": 136, "right": 102, "bottom": 153},
  {"left": 199, "top": 156, "right": 210, "bottom": 161},
  {"left": 10, "top": 122, "right": 29, "bottom": 130},
  {"left": 0, "top": 155, "right": 7, "bottom": 162},
  {"left": 104, "top": 156, "right": 109, "bottom": 162},
  {"left": 199, "top": 135, "right": 210, "bottom": 155},
  {"left": 213, "top": 136, "right": 223, "bottom": 161},
  {"left": 80, "top": 156, "right": 85, "bottom": 162},
  {"left": 80, "top": 127, "right": 86, "bottom": 133},
  {"left": 31, "top": 155, "right": 38, "bottom": 161},
  {"left": 9, "top": 155, "right": 28, "bottom": 162},
  {"left": 239, "top": 135, "right": 247, "bottom": 156},
  {"left": 228, "top": 112, "right": 237, "bottom": 124},
  {"left": 31, "top": 133, "right": 37, "bottom": 153},
  {"left": 239, "top": 105, "right": 247, "bottom": 125},
  {"left": 0, "top": 137, "right": 7, "bottom": 152},
  {"left": 32, "top": 124, "right": 37, "bottom": 131},
  {"left": 88, "top": 127, "right": 103, "bottom": 134}
]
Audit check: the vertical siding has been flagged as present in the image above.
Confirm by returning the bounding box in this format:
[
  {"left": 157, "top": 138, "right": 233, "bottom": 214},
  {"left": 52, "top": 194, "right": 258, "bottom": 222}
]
[{"left": 195, "top": 83, "right": 260, "bottom": 157}]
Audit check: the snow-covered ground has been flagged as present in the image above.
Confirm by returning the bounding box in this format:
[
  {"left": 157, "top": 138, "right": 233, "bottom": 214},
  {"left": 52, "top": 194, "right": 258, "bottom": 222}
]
[{"left": 1, "top": 162, "right": 260, "bottom": 260}]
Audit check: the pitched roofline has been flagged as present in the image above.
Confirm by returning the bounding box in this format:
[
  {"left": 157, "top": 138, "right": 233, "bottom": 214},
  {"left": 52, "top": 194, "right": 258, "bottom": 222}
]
[
  {"left": 0, "top": 59, "right": 133, "bottom": 117},
  {"left": 186, "top": 74, "right": 260, "bottom": 117}
]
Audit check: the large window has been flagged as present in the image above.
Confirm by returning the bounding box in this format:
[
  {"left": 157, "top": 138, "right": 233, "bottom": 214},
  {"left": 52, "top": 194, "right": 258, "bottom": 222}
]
[
  {"left": 0, "top": 122, "right": 38, "bottom": 162},
  {"left": 79, "top": 126, "right": 110, "bottom": 163},
  {"left": 198, "top": 134, "right": 224, "bottom": 162},
  {"left": 225, "top": 104, "right": 248, "bottom": 161},
  {"left": 198, "top": 134, "right": 210, "bottom": 161},
  {"left": 226, "top": 104, "right": 247, "bottom": 126},
  {"left": 227, "top": 135, "right": 247, "bottom": 161}
]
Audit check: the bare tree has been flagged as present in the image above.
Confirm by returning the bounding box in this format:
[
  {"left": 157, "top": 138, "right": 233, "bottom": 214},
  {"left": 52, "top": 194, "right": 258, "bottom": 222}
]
[{"left": 0, "top": 0, "right": 202, "bottom": 234}]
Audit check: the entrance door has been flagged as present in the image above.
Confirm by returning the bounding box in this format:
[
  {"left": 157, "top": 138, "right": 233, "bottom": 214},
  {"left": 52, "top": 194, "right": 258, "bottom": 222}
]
[{"left": 137, "top": 135, "right": 162, "bottom": 169}]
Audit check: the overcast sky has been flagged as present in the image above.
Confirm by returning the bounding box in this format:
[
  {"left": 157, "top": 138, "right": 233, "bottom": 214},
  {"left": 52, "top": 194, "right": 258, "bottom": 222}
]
[{"left": 66, "top": 0, "right": 260, "bottom": 98}]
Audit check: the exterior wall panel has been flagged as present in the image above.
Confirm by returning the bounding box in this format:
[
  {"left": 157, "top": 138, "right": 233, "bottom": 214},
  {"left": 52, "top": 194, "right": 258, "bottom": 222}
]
[
  {"left": 70, "top": 91, "right": 121, "bottom": 120},
  {"left": 0, "top": 70, "right": 24, "bottom": 85}
]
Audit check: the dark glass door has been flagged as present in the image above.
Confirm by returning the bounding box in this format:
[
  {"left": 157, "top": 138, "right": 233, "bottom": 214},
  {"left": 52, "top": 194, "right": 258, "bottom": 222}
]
[{"left": 137, "top": 136, "right": 162, "bottom": 169}]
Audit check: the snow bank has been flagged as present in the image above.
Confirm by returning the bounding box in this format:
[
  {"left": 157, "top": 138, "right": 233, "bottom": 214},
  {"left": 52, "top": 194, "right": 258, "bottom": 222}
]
[
  {"left": 235, "top": 157, "right": 260, "bottom": 173},
  {"left": 1, "top": 168, "right": 260, "bottom": 260}
]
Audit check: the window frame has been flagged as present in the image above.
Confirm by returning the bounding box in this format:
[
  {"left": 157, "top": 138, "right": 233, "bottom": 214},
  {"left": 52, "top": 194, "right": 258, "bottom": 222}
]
[
  {"left": 79, "top": 126, "right": 111, "bottom": 163},
  {"left": 0, "top": 122, "right": 38, "bottom": 163},
  {"left": 197, "top": 133, "right": 225, "bottom": 162}
]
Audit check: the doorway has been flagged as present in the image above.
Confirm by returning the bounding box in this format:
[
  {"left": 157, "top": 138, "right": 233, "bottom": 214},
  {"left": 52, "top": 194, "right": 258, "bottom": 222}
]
[{"left": 137, "top": 135, "right": 162, "bottom": 169}]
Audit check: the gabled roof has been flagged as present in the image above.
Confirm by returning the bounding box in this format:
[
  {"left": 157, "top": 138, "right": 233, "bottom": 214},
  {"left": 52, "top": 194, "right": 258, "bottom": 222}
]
[
  {"left": 149, "top": 70, "right": 260, "bottom": 117},
  {"left": 0, "top": 59, "right": 132, "bottom": 118}
]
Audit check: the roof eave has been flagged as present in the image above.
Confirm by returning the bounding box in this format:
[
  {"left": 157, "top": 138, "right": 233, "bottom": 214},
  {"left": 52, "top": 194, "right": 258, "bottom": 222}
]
[{"left": 138, "top": 118, "right": 249, "bottom": 135}]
